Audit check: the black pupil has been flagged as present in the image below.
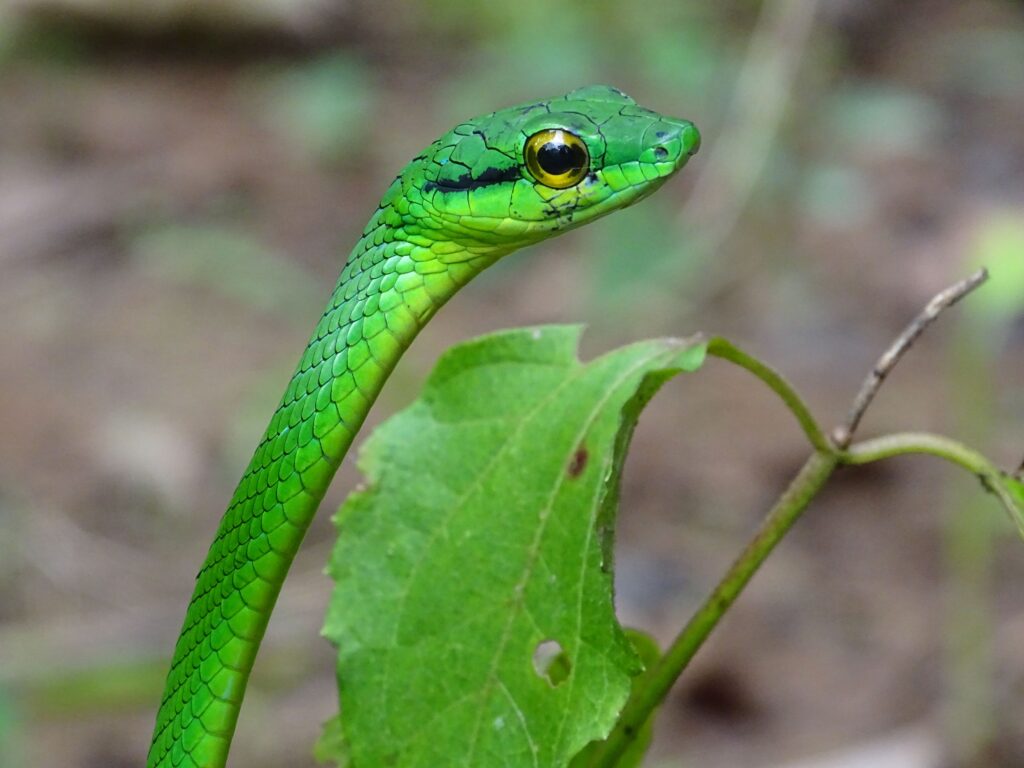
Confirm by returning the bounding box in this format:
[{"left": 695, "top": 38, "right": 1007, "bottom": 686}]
[{"left": 538, "top": 141, "right": 585, "bottom": 176}]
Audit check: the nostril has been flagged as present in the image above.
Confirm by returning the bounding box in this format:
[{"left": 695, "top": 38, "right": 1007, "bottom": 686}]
[{"left": 654, "top": 146, "right": 669, "bottom": 161}]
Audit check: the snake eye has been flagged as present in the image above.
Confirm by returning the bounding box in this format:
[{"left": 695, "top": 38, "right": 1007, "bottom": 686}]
[{"left": 524, "top": 130, "right": 590, "bottom": 189}]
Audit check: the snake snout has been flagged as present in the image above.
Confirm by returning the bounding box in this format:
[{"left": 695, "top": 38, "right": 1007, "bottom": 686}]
[{"left": 649, "top": 118, "right": 701, "bottom": 169}]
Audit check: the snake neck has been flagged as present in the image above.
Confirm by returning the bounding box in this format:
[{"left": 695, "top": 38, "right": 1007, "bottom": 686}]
[{"left": 147, "top": 196, "right": 501, "bottom": 768}]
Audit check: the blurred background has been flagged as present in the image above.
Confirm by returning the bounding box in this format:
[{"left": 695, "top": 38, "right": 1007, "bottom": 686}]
[{"left": 1, "top": 0, "right": 1023, "bottom": 766}]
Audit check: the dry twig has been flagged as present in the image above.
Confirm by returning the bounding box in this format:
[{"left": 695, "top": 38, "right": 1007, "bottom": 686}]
[{"left": 832, "top": 268, "right": 990, "bottom": 448}]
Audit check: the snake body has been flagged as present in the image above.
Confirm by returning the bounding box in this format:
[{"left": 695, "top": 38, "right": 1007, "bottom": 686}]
[{"left": 148, "top": 85, "right": 699, "bottom": 768}]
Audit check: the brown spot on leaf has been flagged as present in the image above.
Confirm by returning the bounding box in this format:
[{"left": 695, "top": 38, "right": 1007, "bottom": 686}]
[{"left": 567, "top": 446, "right": 588, "bottom": 478}]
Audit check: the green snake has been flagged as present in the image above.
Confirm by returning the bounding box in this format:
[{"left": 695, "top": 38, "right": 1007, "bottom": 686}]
[{"left": 148, "top": 85, "right": 699, "bottom": 768}]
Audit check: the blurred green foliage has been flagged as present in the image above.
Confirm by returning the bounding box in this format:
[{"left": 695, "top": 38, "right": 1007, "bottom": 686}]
[
  {"left": 425, "top": 0, "right": 730, "bottom": 142},
  {"left": 798, "top": 163, "right": 871, "bottom": 227},
  {"left": 822, "top": 84, "right": 943, "bottom": 155},
  {"left": 0, "top": 689, "right": 22, "bottom": 768},
  {"left": 256, "top": 53, "right": 377, "bottom": 166},
  {"left": 966, "top": 214, "right": 1024, "bottom": 333},
  {"left": 941, "top": 28, "right": 1024, "bottom": 99},
  {"left": 0, "top": 15, "right": 16, "bottom": 66},
  {"left": 130, "top": 221, "right": 322, "bottom": 318},
  {"left": 20, "top": 659, "right": 166, "bottom": 716},
  {"left": 582, "top": 199, "right": 683, "bottom": 324},
  {"left": 0, "top": 16, "right": 94, "bottom": 69}
]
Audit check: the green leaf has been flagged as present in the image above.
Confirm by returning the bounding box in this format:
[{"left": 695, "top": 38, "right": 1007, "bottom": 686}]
[
  {"left": 995, "top": 471, "right": 1024, "bottom": 538},
  {"left": 1006, "top": 475, "right": 1024, "bottom": 507},
  {"left": 568, "top": 629, "right": 661, "bottom": 768},
  {"left": 313, "top": 716, "right": 350, "bottom": 767},
  {"left": 323, "top": 325, "right": 706, "bottom": 768}
]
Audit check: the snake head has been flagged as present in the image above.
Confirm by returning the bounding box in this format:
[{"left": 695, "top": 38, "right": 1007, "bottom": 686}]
[{"left": 392, "top": 85, "right": 699, "bottom": 255}]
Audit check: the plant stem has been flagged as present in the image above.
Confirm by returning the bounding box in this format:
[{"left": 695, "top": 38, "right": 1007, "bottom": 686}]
[
  {"left": 587, "top": 450, "right": 838, "bottom": 768},
  {"left": 587, "top": 272, "right": 1013, "bottom": 766},
  {"left": 834, "top": 268, "right": 989, "bottom": 448},
  {"left": 844, "top": 432, "right": 1024, "bottom": 543},
  {"left": 842, "top": 432, "right": 994, "bottom": 475},
  {"left": 707, "top": 337, "right": 831, "bottom": 452}
]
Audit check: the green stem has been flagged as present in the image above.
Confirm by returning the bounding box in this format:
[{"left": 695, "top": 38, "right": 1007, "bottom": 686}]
[
  {"left": 587, "top": 450, "right": 839, "bottom": 768},
  {"left": 842, "top": 432, "right": 993, "bottom": 474},
  {"left": 707, "top": 337, "right": 831, "bottom": 453},
  {"left": 590, "top": 328, "right": 1023, "bottom": 767},
  {"left": 590, "top": 431, "right": 1021, "bottom": 766},
  {"left": 843, "top": 431, "right": 1024, "bottom": 539}
]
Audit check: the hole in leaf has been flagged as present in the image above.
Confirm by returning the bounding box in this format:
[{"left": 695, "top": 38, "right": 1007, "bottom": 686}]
[{"left": 532, "top": 639, "right": 571, "bottom": 686}]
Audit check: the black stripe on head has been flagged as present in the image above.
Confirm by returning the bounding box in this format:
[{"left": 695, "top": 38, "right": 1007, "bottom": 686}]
[{"left": 424, "top": 165, "right": 522, "bottom": 193}]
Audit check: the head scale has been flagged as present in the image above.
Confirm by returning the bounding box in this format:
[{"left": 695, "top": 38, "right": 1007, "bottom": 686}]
[{"left": 385, "top": 85, "right": 700, "bottom": 255}]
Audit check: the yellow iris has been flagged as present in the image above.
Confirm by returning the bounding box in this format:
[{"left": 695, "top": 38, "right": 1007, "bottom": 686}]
[{"left": 523, "top": 130, "right": 590, "bottom": 189}]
